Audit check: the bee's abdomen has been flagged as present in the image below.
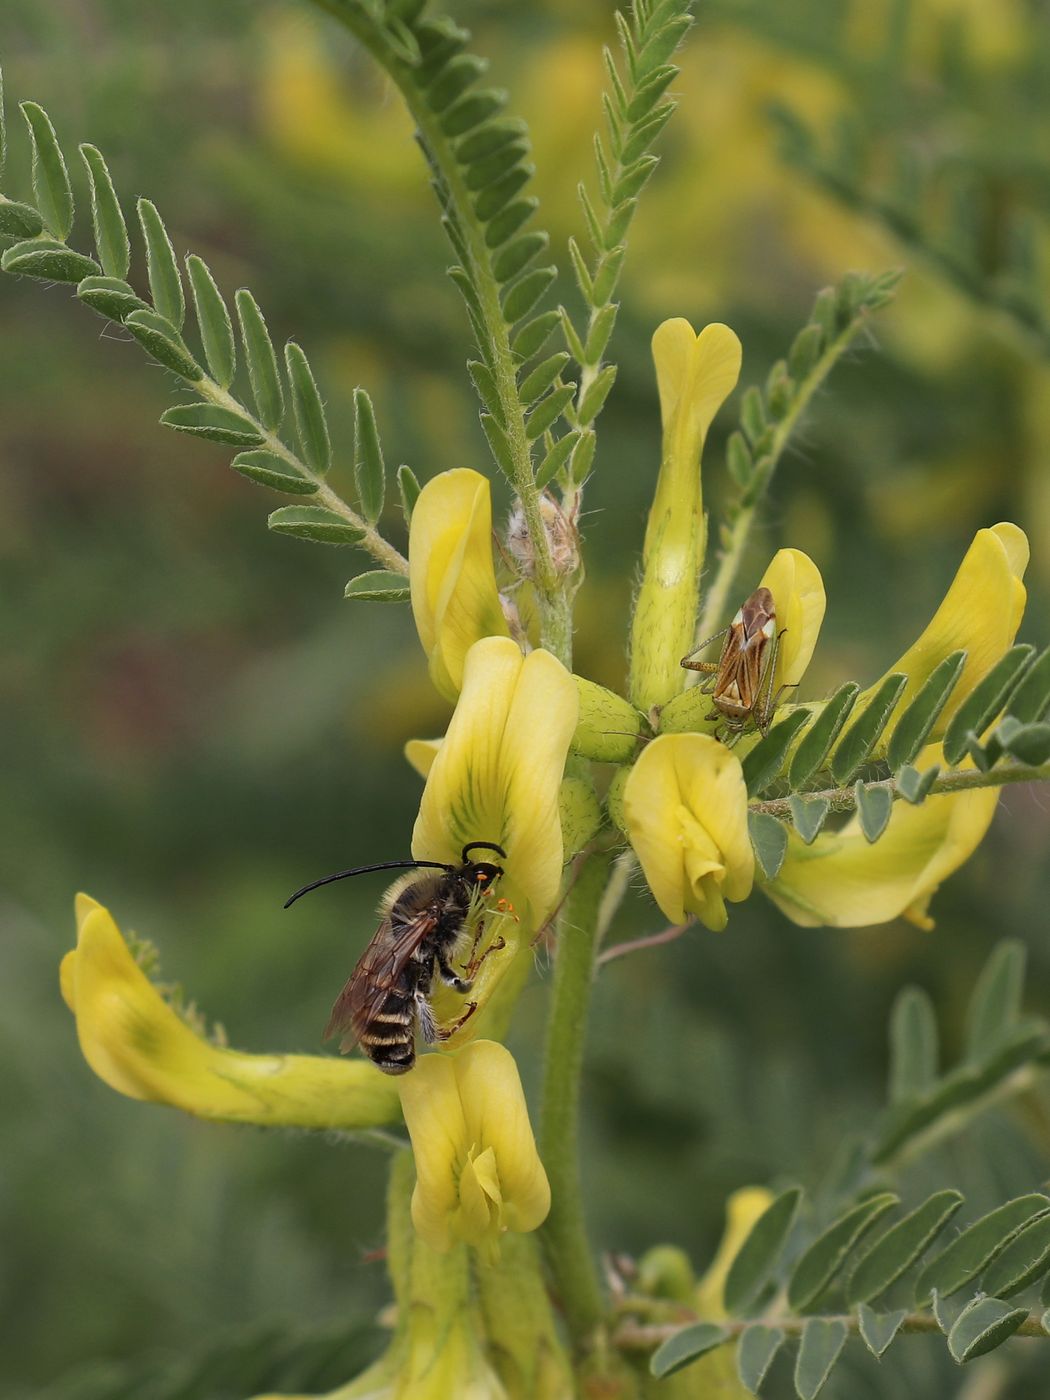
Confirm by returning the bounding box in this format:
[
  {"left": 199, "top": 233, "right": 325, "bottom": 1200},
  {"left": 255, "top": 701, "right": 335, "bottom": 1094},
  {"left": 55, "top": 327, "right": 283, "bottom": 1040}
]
[{"left": 360, "top": 991, "right": 416, "bottom": 1075}]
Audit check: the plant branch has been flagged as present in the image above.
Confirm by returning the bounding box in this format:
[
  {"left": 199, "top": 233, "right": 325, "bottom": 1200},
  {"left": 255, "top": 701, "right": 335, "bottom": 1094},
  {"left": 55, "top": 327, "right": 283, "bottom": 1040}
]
[
  {"left": 750, "top": 759, "right": 1050, "bottom": 822},
  {"left": 197, "top": 378, "right": 408, "bottom": 574},
  {"left": 540, "top": 848, "right": 615, "bottom": 1349}
]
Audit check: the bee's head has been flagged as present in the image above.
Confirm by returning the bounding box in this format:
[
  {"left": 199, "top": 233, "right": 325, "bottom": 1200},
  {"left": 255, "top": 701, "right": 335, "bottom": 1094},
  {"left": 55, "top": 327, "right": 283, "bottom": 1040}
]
[{"left": 470, "top": 860, "right": 504, "bottom": 889}]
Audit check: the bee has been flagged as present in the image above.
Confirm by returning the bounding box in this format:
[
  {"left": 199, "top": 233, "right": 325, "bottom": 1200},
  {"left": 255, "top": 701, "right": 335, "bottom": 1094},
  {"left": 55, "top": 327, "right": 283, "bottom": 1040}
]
[
  {"left": 284, "top": 842, "right": 510, "bottom": 1075},
  {"left": 680, "top": 586, "right": 786, "bottom": 737}
]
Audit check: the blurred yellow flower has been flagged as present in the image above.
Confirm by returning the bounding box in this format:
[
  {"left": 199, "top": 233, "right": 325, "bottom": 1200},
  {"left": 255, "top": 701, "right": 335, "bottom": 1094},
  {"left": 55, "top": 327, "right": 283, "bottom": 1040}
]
[
  {"left": 61, "top": 895, "right": 402, "bottom": 1127},
  {"left": 857, "top": 522, "right": 1028, "bottom": 750},
  {"left": 631, "top": 320, "right": 742, "bottom": 715},
  {"left": 623, "top": 734, "right": 754, "bottom": 930},
  {"left": 398, "top": 1041, "right": 550, "bottom": 1260},
  {"left": 765, "top": 745, "right": 1000, "bottom": 928},
  {"left": 409, "top": 469, "right": 510, "bottom": 702}
]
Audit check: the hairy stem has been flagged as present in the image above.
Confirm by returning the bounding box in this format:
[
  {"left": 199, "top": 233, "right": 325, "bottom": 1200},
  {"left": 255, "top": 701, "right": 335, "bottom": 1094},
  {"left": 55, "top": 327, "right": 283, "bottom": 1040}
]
[
  {"left": 613, "top": 1308, "right": 1050, "bottom": 1351},
  {"left": 198, "top": 378, "right": 408, "bottom": 574},
  {"left": 540, "top": 848, "right": 615, "bottom": 1348},
  {"left": 750, "top": 759, "right": 1050, "bottom": 822},
  {"left": 697, "top": 312, "right": 878, "bottom": 642}
]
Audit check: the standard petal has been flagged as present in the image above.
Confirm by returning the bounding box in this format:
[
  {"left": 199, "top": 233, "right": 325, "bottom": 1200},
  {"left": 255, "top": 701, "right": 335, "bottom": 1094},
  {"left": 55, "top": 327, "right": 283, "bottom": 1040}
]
[
  {"left": 857, "top": 523, "right": 1028, "bottom": 748},
  {"left": 408, "top": 468, "right": 510, "bottom": 701},
  {"left": 763, "top": 746, "right": 1000, "bottom": 928},
  {"left": 758, "top": 547, "right": 827, "bottom": 699},
  {"left": 62, "top": 898, "right": 402, "bottom": 1128}
]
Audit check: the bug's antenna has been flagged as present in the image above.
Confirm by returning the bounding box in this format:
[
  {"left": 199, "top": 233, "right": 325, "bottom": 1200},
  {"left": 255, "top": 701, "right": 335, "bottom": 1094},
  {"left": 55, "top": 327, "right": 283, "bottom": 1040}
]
[
  {"left": 284, "top": 860, "right": 451, "bottom": 909},
  {"left": 461, "top": 841, "right": 508, "bottom": 863}
]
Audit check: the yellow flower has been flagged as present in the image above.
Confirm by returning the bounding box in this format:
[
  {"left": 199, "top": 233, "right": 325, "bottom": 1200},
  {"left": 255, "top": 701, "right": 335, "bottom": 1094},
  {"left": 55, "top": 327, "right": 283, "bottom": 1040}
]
[
  {"left": 412, "top": 636, "right": 577, "bottom": 929},
  {"left": 61, "top": 894, "right": 402, "bottom": 1128},
  {"left": 855, "top": 522, "right": 1028, "bottom": 749},
  {"left": 630, "top": 319, "right": 742, "bottom": 716},
  {"left": 623, "top": 733, "right": 754, "bottom": 930},
  {"left": 397, "top": 1041, "right": 550, "bottom": 1259},
  {"left": 765, "top": 744, "right": 1000, "bottom": 929},
  {"left": 409, "top": 468, "right": 510, "bottom": 702}
]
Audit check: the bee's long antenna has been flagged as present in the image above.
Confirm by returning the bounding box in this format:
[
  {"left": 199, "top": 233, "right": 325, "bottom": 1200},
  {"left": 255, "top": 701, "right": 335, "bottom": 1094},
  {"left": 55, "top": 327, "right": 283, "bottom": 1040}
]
[
  {"left": 461, "top": 841, "right": 508, "bottom": 862},
  {"left": 283, "top": 860, "right": 451, "bottom": 909}
]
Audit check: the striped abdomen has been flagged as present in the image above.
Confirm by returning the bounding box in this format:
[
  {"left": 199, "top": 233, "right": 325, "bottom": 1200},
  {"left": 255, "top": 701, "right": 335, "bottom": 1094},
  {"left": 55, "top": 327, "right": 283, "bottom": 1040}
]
[{"left": 359, "top": 977, "right": 418, "bottom": 1074}]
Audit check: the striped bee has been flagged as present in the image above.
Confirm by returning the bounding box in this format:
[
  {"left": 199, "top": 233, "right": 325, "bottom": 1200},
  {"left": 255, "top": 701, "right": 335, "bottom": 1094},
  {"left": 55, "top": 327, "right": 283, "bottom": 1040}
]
[
  {"left": 681, "top": 586, "right": 784, "bottom": 737},
  {"left": 284, "top": 843, "right": 509, "bottom": 1074}
]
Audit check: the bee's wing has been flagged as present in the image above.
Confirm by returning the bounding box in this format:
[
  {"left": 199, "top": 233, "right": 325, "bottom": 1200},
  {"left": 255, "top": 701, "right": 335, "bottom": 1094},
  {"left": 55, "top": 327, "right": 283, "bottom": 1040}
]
[{"left": 324, "top": 908, "right": 439, "bottom": 1053}]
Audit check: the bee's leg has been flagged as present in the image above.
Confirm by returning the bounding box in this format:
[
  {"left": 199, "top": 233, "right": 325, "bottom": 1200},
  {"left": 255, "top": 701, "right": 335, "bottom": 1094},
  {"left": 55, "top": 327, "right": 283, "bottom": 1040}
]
[
  {"left": 434, "top": 1000, "right": 478, "bottom": 1040},
  {"left": 462, "top": 934, "right": 507, "bottom": 981},
  {"left": 436, "top": 949, "right": 473, "bottom": 994},
  {"left": 415, "top": 991, "right": 440, "bottom": 1046}
]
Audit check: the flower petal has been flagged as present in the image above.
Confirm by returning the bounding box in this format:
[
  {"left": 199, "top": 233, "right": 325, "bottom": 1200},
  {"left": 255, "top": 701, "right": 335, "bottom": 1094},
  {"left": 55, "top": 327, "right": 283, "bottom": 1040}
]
[
  {"left": 409, "top": 469, "right": 510, "bottom": 701},
  {"left": 763, "top": 746, "right": 1000, "bottom": 927},
  {"left": 758, "top": 547, "right": 826, "bottom": 698},
  {"left": 62, "top": 896, "right": 402, "bottom": 1128},
  {"left": 623, "top": 734, "right": 754, "bottom": 929},
  {"left": 858, "top": 523, "right": 1028, "bottom": 748}
]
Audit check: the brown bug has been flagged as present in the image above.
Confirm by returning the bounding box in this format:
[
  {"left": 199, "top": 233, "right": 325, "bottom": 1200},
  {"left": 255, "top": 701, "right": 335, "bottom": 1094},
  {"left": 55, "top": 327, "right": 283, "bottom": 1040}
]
[
  {"left": 284, "top": 843, "right": 511, "bottom": 1074},
  {"left": 680, "top": 586, "right": 786, "bottom": 737}
]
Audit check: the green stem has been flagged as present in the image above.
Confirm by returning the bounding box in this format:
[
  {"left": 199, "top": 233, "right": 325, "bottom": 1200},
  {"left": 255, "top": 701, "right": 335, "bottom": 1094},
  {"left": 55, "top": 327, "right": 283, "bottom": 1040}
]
[
  {"left": 696, "top": 311, "right": 879, "bottom": 643},
  {"left": 539, "top": 848, "right": 615, "bottom": 1348},
  {"left": 750, "top": 759, "right": 1050, "bottom": 822},
  {"left": 315, "top": 2, "right": 571, "bottom": 664},
  {"left": 613, "top": 1308, "right": 1050, "bottom": 1351}
]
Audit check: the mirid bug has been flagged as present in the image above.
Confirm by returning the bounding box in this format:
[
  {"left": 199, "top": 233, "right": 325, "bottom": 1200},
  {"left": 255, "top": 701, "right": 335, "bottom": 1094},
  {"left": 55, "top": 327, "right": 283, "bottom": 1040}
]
[
  {"left": 680, "top": 586, "right": 785, "bottom": 737},
  {"left": 284, "top": 843, "right": 511, "bottom": 1075}
]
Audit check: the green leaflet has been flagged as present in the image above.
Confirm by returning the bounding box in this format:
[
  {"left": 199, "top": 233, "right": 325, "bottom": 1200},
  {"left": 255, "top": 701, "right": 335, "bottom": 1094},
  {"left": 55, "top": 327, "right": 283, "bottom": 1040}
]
[
  {"left": 20, "top": 101, "right": 72, "bottom": 239},
  {"left": 79, "top": 143, "right": 129, "bottom": 280},
  {"left": 885, "top": 649, "right": 967, "bottom": 770},
  {"left": 519, "top": 351, "right": 569, "bottom": 405},
  {"left": 741, "top": 709, "right": 813, "bottom": 796},
  {"left": 230, "top": 450, "right": 316, "bottom": 496},
  {"left": 186, "top": 255, "right": 235, "bottom": 389},
  {"left": 794, "top": 1318, "right": 847, "bottom": 1400},
  {"left": 979, "top": 1212, "right": 1050, "bottom": 1298},
  {"left": 748, "top": 812, "right": 788, "bottom": 880},
  {"left": 896, "top": 762, "right": 940, "bottom": 803},
  {"left": 396, "top": 464, "right": 420, "bottom": 525},
  {"left": 1, "top": 238, "right": 98, "bottom": 283},
  {"left": 344, "top": 571, "right": 410, "bottom": 603},
  {"left": 268, "top": 506, "right": 366, "bottom": 546},
  {"left": 942, "top": 644, "right": 1034, "bottom": 764},
  {"left": 512, "top": 309, "right": 559, "bottom": 359},
  {"left": 736, "top": 1325, "right": 784, "bottom": 1394},
  {"left": 787, "top": 682, "right": 859, "bottom": 788},
  {"left": 535, "top": 431, "right": 581, "bottom": 491},
  {"left": 947, "top": 1297, "right": 1028, "bottom": 1363},
  {"left": 353, "top": 389, "right": 386, "bottom": 525},
  {"left": 1006, "top": 644, "right": 1050, "bottom": 723},
  {"left": 723, "top": 1186, "right": 802, "bottom": 1316},
  {"left": 787, "top": 1193, "right": 898, "bottom": 1311},
  {"left": 1000, "top": 721, "right": 1050, "bottom": 765},
  {"left": 964, "top": 940, "right": 1025, "bottom": 1061},
  {"left": 235, "top": 289, "right": 284, "bottom": 432},
  {"left": 649, "top": 1322, "right": 729, "bottom": 1379},
  {"left": 854, "top": 780, "right": 892, "bottom": 843},
  {"left": 125, "top": 310, "right": 201, "bottom": 381},
  {"left": 0, "top": 200, "right": 43, "bottom": 238},
  {"left": 77, "top": 275, "right": 148, "bottom": 322},
  {"left": 787, "top": 794, "right": 829, "bottom": 844},
  {"left": 160, "top": 402, "right": 261, "bottom": 446},
  {"left": 525, "top": 384, "right": 577, "bottom": 441},
  {"left": 845, "top": 1190, "right": 963, "bottom": 1306},
  {"left": 137, "top": 198, "right": 184, "bottom": 329},
  {"left": 888, "top": 986, "right": 938, "bottom": 1104},
  {"left": 502, "top": 265, "right": 557, "bottom": 324},
  {"left": 856, "top": 1305, "right": 906, "bottom": 1360},
  {"left": 914, "top": 1195, "right": 1050, "bottom": 1304},
  {"left": 284, "top": 342, "right": 331, "bottom": 476},
  {"left": 829, "top": 673, "right": 907, "bottom": 782}
]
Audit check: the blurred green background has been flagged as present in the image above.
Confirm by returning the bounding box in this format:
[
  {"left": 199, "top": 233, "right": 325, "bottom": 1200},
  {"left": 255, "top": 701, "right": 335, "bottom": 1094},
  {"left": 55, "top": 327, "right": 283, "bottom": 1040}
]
[{"left": 3, "top": 1, "right": 1050, "bottom": 1396}]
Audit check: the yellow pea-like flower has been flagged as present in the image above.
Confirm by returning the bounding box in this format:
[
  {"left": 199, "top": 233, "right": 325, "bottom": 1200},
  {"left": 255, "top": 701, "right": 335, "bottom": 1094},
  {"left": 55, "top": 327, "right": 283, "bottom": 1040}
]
[
  {"left": 408, "top": 468, "right": 511, "bottom": 702},
  {"left": 623, "top": 733, "right": 755, "bottom": 930},
  {"left": 764, "top": 744, "right": 1000, "bottom": 928},
  {"left": 398, "top": 1041, "right": 551, "bottom": 1260},
  {"left": 61, "top": 895, "right": 402, "bottom": 1128},
  {"left": 630, "top": 319, "right": 742, "bottom": 716},
  {"left": 757, "top": 546, "right": 827, "bottom": 701}
]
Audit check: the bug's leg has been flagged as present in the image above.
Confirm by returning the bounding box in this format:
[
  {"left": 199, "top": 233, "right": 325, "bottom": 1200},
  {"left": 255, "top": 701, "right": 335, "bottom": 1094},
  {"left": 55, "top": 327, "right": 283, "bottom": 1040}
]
[
  {"left": 415, "top": 991, "right": 440, "bottom": 1045},
  {"left": 436, "top": 949, "right": 473, "bottom": 994},
  {"left": 681, "top": 625, "right": 729, "bottom": 673},
  {"left": 465, "top": 933, "right": 507, "bottom": 979},
  {"left": 434, "top": 1000, "right": 478, "bottom": 1040}
]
